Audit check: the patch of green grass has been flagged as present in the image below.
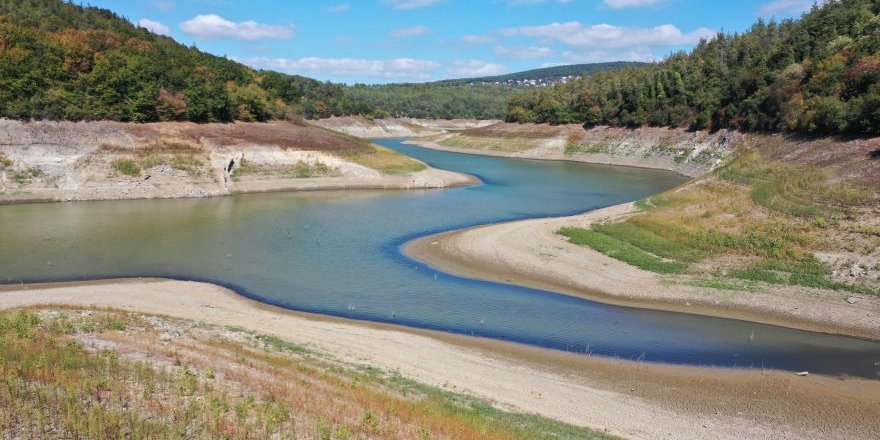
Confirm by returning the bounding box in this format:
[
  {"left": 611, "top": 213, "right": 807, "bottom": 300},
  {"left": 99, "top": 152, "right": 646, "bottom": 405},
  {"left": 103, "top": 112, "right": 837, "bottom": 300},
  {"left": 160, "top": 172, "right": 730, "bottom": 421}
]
[
  {"left": 730, "top": 258, "right": 878, "bottom": 295},
  {"left": 565, "top": 142, "right": 612, "bottom": 155},
  {"left": 255, "top": 334, "right": 309, "bottom": 354},
  {"left": 439, "top": 135, "right": 536, "bottom": 152},
  {"left": 718, "top": 151, "right": 871, "bottom": 220},
  {"left": 633, "top": 197, "right": 654, "bottom": 211},
  {"left": 169, "top": 154, "right": 204, "bottom": 177},
  {"left": 343, "top": 145, "right": 427, "bottom": 174},
  {"left": 630, "top": 217, "right": 813, "bottom": 260},
  {"left": 593, "top": 222, "right": 707, "bottom": 263},
  {"left": 559, "top": 227, "right": 688, "bottom": 274},
  {"left": 112, "top": 159, "right": 141, "bottom": 176},
  {"left": 11, "top": 167, "right": 43, "bottom": 184},
  {"left": 104, "top": 319, "right": 128, "bottom": 331},
  {"left": 231, "top": 159, "right": 337, "bottom": 181},
  {"left": 0, "top": 155, "right": 12, "bottom": 169},
  {"left": 673, "top": 148, "right": 693, "bottom": 164}
]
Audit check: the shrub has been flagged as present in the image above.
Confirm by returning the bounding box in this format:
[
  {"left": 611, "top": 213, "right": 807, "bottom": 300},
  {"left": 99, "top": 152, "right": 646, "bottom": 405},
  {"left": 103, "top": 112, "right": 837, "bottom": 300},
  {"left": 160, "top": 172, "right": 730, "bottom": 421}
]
[{"left": 112, "top": 159, "right": 141, "bottom": 176}]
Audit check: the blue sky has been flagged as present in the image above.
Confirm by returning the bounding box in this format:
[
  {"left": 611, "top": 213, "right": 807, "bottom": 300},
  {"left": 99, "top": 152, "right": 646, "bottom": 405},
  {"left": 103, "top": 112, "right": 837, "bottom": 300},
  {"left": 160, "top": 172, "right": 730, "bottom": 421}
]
[{"left": 88, "top": 0, "right": 823, "bottom": 83}]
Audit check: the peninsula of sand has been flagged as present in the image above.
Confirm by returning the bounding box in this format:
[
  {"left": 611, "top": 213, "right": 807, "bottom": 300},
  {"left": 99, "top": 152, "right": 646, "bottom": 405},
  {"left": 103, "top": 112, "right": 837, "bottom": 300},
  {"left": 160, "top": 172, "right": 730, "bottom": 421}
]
[{"left": 398, "top": 120, "right": 880, "bottom": 341}]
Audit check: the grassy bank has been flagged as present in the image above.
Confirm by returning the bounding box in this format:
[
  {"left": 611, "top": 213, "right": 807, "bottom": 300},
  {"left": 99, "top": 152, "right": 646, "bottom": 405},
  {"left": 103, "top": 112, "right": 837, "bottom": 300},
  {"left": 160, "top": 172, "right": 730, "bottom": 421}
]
[
  {"left": 0, "top": 308, "right": 610, "bottom": 440},
  {"left": 559, "top": 143, "right": 880, "bottom": 296},
  {"left": 343, "top": 145, "right": 427, "bottom": 175}
]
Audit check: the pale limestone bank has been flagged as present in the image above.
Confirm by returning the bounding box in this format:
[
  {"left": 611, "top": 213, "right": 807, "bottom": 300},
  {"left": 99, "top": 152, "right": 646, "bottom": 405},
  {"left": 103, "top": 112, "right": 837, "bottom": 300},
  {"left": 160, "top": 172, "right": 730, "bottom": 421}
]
[{"left": 0, "top": 119, "right": 475, "bottom": 204}]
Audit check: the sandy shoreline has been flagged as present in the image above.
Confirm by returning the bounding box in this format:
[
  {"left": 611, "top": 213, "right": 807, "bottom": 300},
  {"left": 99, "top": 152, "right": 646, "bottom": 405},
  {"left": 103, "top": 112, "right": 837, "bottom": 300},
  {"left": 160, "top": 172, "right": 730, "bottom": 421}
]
[
  {"left": 403, "top": 202, "right": 880, "bottom": 341},
  {"left": 1, "top": 278, "right": 879, "bottom": 440}
]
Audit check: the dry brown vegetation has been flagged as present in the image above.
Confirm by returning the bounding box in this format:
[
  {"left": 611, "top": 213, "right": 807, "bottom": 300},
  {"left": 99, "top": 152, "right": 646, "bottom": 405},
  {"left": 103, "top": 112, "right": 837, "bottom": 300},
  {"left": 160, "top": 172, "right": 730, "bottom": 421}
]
[
  {"left": 174, "top": 122, "right": 373, "bottom": 154},
  {"left": 342, "top": 145, "right": 427, "bottom": 175},
  {"left": 0, "top": 307, "right": 610, "bottom": 440},
  {"left": 562, "top": 135, "right": 880, "bottom": 295}
]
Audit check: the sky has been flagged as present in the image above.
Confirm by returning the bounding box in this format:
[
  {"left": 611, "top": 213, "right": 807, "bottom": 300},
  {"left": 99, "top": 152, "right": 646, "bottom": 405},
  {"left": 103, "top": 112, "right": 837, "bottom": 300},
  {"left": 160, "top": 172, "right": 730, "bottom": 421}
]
[{"left": 86, "top": 0, "right": 824, "bottom": 84}]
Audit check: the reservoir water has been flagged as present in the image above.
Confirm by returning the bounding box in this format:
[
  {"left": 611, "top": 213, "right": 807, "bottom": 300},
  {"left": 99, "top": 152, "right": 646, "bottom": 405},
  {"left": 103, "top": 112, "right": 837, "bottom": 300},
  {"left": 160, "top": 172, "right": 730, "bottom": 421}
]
[{"left": 2, "top": 139, "right": 878, "bottom": 378}]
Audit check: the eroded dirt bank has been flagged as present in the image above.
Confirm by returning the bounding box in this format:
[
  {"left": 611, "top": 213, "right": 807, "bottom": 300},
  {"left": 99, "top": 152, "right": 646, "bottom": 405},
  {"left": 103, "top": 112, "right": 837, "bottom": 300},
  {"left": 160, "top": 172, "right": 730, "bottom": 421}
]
[
  {"left": 0, "top": 119, "right": 474, "bottom": 204},
  {"left": 312, "top": 116, "right": 497, "bottom": 138},
  {"left": 2, "top": 278, "right": 879, "bottom": 440},
  {"left": 405, "top": 122, "right": 742, "bottom": 177}
]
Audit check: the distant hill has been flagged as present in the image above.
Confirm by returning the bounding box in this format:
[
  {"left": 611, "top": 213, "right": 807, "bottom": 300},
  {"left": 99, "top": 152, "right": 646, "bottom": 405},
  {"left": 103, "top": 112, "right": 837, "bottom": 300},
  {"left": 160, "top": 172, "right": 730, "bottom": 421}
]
[
  {"left": 441, "top": 62, "right": 645, "bottom": 87},
  {"left": 344, "top": 63, "right": 641, "bottom": 120}
]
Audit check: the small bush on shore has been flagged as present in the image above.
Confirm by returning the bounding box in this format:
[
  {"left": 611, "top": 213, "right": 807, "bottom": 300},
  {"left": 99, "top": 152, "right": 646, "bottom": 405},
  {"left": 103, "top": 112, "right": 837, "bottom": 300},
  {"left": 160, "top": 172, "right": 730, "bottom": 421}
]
[{"left": 112, "top": 159, "right": 141, "bottom": 176}]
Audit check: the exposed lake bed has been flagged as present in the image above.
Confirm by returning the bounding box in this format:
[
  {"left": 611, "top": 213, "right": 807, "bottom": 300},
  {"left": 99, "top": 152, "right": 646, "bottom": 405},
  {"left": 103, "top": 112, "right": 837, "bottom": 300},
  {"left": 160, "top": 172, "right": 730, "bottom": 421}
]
[{"left": 2, "top": 139, "right": 879, "bottom": 379}]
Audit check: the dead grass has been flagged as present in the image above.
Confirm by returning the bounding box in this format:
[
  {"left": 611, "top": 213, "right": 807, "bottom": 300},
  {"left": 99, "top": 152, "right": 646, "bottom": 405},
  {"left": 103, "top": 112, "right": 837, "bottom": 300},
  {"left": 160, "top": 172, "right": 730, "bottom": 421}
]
[
  {"left": 230, "top": 159, "right": 339, "bottom": 181},
  {"left": 0, "top": 308, "right": 611, "bottom": 440},
  {"left": 179, "top": 122, "right": 373, "bottom": 154},
  {"left": 562, "top": 147, "right": 880, "bottom": 294},
  {"left": 439, "top": 134, "right": 539, "bottom": 152},
  {"left": 461, "top": 123, "right": 567, "bottom": 140},
  {"left": 343, "top": 145, "right": 427, "bottom": 174}
]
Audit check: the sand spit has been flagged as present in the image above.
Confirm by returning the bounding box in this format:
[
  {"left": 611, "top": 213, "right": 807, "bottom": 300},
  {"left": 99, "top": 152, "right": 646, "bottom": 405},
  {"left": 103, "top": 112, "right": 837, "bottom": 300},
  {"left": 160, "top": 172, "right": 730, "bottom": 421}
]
[{"left": 404, "top": 202, "right": 880, "bottom": 341}]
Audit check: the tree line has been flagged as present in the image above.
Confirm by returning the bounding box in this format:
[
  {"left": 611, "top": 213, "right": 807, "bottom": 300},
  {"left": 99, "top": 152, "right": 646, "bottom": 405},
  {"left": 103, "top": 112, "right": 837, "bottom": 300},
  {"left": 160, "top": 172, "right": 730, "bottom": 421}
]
[
  {"left": 506, "top": 0, "right": 880, "bottom": 135},
  {"left": 6, "top": 0, "right": 879, "bottom": 136},
  {"left": 0, "top": 0, "right": 517, "bottom": 122}
]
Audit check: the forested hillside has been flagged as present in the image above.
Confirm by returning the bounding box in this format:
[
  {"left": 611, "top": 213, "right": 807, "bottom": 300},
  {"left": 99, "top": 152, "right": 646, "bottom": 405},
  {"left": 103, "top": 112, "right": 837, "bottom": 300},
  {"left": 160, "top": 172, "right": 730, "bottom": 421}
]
[
  {"left": 0, "top": 0, "right": 639, "bottom": 123},
  {"left": 342, "top": 83, "right": 515, "bottom": 120},
  {"left": 506, "top": 0, "right": 880, "bottom": 135},
  {"left": 0, "top": 0, "right": 346, "bottom": 122}
]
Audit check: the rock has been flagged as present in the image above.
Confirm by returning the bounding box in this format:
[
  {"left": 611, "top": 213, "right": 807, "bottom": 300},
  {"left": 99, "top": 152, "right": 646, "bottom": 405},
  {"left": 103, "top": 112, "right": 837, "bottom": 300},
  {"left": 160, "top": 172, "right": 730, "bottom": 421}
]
[{"left": 847, "top": 297, "right": 860, "bottom": 304}]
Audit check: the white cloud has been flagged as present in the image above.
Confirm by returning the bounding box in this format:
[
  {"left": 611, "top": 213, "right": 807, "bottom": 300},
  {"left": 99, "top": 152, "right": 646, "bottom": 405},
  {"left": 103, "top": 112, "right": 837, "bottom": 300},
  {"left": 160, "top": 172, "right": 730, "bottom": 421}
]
[
  {"left": 242, "top": 56, "right": 439, "bottom": 80},
  {"left": 459, "top": 34, "right": 494, "bottom": 44},
  {"left": 384, "top": 0, "right": 443, "bottom": 10},
  {"left": 506, "top": 22, "right": 713, "bottom": 49},
  {"left": 507, "top": 0, "right": 573, "bottom": 4},
  {"left": 180, "top": 14, "right": 294, "bottom": 40},
  {"left": 493, "top": 45, "right": 556, "bottom": 59},
  {"left": 602, "top": 0, "right": 663, "bottom": 8},
  {"left": 561, "top": 48, "right": 657, "bottom": 63},
  {"left": 759, "top": 0, "right": 825, "bottom": 16},
  {"left": 137, "top": 18, "right": 171, "bottom": 36},
  {"left": 152, "top": 1, "right": 175, "bottom": 11},
  {"left": 446, "top": 60, "right": 507, "bottom": 77},
  {"left": 327, "top": 3, "right": 350, "bottom": 13},
  {"left": 390, "top": 25, "right": 430, "bottom": 37},
  {"left": 334, "top": 36, "right": 355, "bottom": 45}
]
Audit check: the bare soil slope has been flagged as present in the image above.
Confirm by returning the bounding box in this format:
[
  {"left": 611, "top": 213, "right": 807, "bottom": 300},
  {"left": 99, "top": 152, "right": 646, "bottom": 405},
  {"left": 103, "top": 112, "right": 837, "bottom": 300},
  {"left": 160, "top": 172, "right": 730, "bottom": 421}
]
[{"left": 0, "top": 119, "right": 473, "bottom": 203}]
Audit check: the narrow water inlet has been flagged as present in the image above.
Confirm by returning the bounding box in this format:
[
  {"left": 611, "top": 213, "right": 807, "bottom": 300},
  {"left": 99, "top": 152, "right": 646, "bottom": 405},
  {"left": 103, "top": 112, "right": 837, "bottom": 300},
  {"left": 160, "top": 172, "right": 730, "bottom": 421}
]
[{"left": 1, "top": 138, "right": 879, "bottom": 379}]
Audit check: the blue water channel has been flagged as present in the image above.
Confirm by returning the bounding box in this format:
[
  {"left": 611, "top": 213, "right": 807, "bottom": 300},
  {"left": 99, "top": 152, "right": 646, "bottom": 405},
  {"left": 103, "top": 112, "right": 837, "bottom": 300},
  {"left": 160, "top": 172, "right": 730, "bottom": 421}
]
[{"left": 2, "top": 139, "right": 878, "bottom": 378}]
